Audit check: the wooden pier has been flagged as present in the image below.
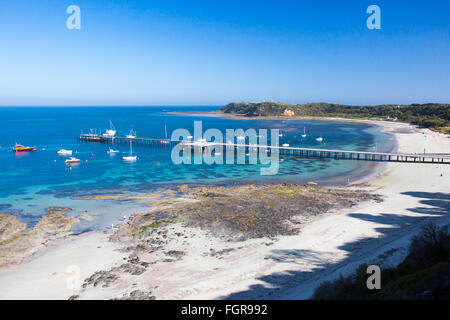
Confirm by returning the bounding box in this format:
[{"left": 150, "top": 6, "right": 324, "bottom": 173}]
[{"left": 78, "top": 134, "right": 450, "bottom": 164}]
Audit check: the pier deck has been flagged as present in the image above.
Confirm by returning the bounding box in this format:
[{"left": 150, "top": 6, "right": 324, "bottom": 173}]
[{"left": 78, "top": 134, "right": 450, "bottom": 164}]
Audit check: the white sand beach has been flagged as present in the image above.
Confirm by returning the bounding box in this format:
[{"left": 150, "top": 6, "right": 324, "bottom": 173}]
[{"left": 0, "top": 120, "right": 448, "bottom": 300}]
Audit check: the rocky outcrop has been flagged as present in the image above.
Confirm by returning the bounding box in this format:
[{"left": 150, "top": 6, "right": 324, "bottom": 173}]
[{"left": 0, "top": 208, "right": 80, "bottom": 272}]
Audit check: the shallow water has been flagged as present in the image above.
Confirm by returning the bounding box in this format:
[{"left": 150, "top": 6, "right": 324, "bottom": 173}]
[{"left": 0, "top": 107, "right": 395, "bottom": 231}]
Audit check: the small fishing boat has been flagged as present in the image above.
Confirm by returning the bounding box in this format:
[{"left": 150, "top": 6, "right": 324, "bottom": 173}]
[
  {"left": 315, "top": 136, "right": 324, "bottom": 142},
  {"left": 123, "top": 140, "right": 137, "bottom": 161},
  {"left": 57, "top": 149, "right": 72, "bottom": 156},
  {"left": 107, "top": 148, "right": 120, "bottom": 154},
  {"left": 65, "top": 157, "right": 80, "bottom": 164},
  {"left": 301, "top": 127, "right": 307, "bottom": 138},
  {"left": 13, "top": 144, "right": 36, "bottom": 152}
]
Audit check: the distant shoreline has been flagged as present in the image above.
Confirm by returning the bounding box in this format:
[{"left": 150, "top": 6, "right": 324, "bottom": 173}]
[{"left": 167, "top": 110, "right": 391, "bottom": 126}]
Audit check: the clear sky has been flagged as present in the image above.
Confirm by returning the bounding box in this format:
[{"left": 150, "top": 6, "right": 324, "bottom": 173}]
[{"left": 0, "top": 0, "right": 449, "bottom": 106}]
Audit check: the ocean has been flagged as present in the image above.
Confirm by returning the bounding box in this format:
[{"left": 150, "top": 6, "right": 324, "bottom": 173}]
[{"left": 0, "top": 106, "right": 396, "bottom": 232}]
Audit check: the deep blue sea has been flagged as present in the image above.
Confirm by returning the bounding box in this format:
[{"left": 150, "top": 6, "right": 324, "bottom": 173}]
[{"left": 0, "top": 106, "right": 395, "bottom": 232}]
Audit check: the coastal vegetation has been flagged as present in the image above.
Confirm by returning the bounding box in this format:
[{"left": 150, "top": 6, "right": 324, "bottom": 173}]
[
  {"left": 221, "top": 102, "right": 450, "bottom": 134},
  {"left": 311, "top": 223, "right": 450, "bottom": 300}
]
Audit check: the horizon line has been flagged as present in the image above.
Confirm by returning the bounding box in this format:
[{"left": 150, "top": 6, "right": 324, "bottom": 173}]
[{"left": 0, "top": 101, "right": 449, "bottom": 108}]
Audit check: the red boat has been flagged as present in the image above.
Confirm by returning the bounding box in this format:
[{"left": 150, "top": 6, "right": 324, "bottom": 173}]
[
  {"left": 13, "top": 144, "right": 36, "bottom": 152},
  {"left": 65, "top": 157, "right": 80, "bottom": 164}
]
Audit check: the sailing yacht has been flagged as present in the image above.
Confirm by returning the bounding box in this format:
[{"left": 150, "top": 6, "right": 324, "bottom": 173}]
[
  {"left": 162, "top": 125, "right": 170, "bottom": 144},
  {"left": 102, "top": 120, "right": 116, "bottom": 137},
  {"left": 126, "top": 129, "right": 136, "bottom": 139},
  {"left": 123, "top": 140, "right": 137, "bottom": 161},
  {"left": 301, "top": 127, "right": 307, "bottom": 138}
]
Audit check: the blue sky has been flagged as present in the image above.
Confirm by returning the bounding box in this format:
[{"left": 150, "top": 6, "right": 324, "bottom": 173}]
[{"left": 0, "top": 0, "right": 449, "bottom": 106}]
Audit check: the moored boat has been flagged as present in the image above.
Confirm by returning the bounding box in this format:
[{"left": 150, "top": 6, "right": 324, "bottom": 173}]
[
  {"left": 301, "top": 127, "right": 307, "bottom": 138},
  {"left": 57, "top": 149, "right": 72, "bottom": 155},
  {"left": 102, "top": 120, "right": 116, "bottom": 137},
  {"left": 13, "top": 144, "right": 36, "bottom": 152},
  {"left": 126, "top": 129, "right": 136, "bottom": 139},
  {"left": 123, "top": 155, "right": 137, "bottom": 161},
  {"left": 123, "top": 140, "right": 137, "bottom": 161},
  {"left": 161, "top": 125, "right": 170, "bottom": 144},
  {"left": 107, "top": 148, "right": 120, "bottom": 154},
  {"left": 65, "top": 157, "right": 80, "bottom": 164}
]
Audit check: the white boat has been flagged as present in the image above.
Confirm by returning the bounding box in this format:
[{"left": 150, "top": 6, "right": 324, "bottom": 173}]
[
  {"left": 301, "top": 127, "right": 307, "bottom": 138},
  {"left": 65, "top": 157, "right": 80, "bottom": 164},
  {"left": 282, "top": 143, "right": 290, "bottom": 147},
  {"left": 126, "top": 129, "right": 136, "bottom": 139},
  {"left": 123, "top": 140, "right": 137, "bottom": 161},
  {"left": 102, "top": 120, "right": 116, "bottom": 137},
  {"left": 161, "top": 125, "right": 170, "bottom": 144},
  {"left": 107, "top": 148, "right": 119, "bottom": 154},
  {"left": 123, "top": 155, "right": 137, "bottom": 161},
  {"left": 57, "top": 149, "right": 72, "bottom": 156},
  {"left": 315, "top": 136, "right": 324, "bottom": 142}
]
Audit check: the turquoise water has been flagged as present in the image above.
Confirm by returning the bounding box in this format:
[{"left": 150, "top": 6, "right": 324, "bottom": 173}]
[{"left": 0, "top": 107, "right": 395, "bottom": 231}]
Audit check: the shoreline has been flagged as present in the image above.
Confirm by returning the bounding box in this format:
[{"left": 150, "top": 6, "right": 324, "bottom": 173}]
[
  {"left": 0, "top": 118, "right": 448, "bottom": 299},
  {"left": 167, "top": 110, "right": 390, "bottom": 125}
]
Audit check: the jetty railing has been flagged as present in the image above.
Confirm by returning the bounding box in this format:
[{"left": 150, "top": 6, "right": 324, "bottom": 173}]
[{"left": 78, "top": 134, "right": 450, "bottom": 164}]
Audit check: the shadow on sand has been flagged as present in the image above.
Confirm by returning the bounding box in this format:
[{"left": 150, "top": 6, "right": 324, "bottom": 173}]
[{"left": 223, "top": 191, "right": 450, "bottom": 299}]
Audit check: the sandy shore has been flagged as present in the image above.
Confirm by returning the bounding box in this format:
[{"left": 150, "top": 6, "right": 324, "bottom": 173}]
[{"left": 0, "top": 119, "right": 448, "bottom": 300}]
